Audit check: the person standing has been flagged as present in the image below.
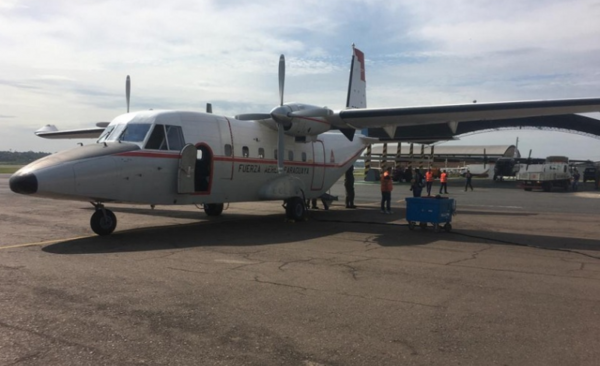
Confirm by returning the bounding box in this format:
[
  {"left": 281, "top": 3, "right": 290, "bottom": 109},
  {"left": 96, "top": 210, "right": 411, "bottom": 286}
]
[
  {"left": 425, "top": 168, "right": 434, "bottom": 196},
  {"left": 439, "top": 170, "right": 448, "bottom": 194},
  {"left": 380, "top": 167, "right": 393, "bottom": 214},
  {"left": 410, "top": 168, "right": 423, "bottom": 197},
  {"left": 572, "top": 168, "right": 580, "bottom": 191},
  {"left": 344, "top": 165, "right": 357, "bottom": 208},
  {"left": 464, "top": 170, "right": 474, "bottom": 191}
]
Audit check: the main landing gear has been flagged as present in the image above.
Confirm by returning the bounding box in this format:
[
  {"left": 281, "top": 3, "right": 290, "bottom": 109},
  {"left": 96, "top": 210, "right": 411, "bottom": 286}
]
[
  {"left": 284, "top": 197, "right": 306, "bottom": 221},
  {"left": 203, "top": 203, "right": 224, "bottom": 216},
  {"left": 90, "top": 203, "right": 117, "bottom": 236}
]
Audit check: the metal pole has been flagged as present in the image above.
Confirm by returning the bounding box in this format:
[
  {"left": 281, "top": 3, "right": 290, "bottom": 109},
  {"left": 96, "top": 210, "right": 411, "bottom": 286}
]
[{"left": 364, "top": 144, "right": 372, "bottom": 180}]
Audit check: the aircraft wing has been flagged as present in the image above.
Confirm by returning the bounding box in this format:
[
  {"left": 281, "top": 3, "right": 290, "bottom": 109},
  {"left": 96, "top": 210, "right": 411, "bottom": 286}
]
[
  {"left": 331, "top": 98, "right": 600, "bottom": 132},
  {"left": 35, "top": 124, "right": 106, "bottom": 139}
]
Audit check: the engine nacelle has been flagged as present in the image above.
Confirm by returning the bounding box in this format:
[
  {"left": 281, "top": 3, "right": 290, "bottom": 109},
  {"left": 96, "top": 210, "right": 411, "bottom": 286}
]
[
  {"left": 285, "top": 116, "right": 332, "bottom": 136},
  {"left": 259, "top": 103, "right": 333, "bottom": 137}
]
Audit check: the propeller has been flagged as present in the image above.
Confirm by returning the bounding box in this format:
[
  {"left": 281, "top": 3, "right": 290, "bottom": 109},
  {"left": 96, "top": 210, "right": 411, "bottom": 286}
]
[
  {"left": 526, "top": 149, "right": 532, "bottom": 171},
  {"left": 126, "top": 75, "right": 131, "bottom": 113},
  {"left": 206, "top": 103, "right": 212, "bottom": 114},
  {"left": 270, "top": 55, "right": 289, "bottom": 174}
]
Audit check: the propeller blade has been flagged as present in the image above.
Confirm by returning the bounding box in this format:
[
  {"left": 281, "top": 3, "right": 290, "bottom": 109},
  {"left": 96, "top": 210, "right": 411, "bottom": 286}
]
[
  {"left": 277, "top": 124, "right": 285, "bottom": 173},
  {"left": 235, "top": 113, "right": 272, "bottom": 121},
  {"left": 126, "top": 75, "right": 131, "bottom": 113},
  {"left": 206, "top": 103, "right": 212, "bottom": 113},
  {"left": 526, "top": 149, "right": 532, "bottom": 171},
  {"left": 278, "top": 55, "right": 285, "bottom": 107}
]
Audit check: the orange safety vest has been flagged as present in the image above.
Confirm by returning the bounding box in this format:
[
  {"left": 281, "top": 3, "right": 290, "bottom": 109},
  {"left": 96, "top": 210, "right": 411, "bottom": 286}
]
[
  {"left": 425, "top": 171, "right": 434, "bottom": 182},
  {"left": 440, "top": 172, "right": 447, "bottom": 183},
  {"left": 380, "top": 171, "right": 393, "bottom": 192}
]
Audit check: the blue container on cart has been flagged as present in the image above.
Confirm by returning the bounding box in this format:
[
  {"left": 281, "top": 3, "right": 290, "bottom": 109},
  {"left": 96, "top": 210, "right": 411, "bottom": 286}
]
[{"left": 405, "top": 197, "right": 456, "bottom": 232}]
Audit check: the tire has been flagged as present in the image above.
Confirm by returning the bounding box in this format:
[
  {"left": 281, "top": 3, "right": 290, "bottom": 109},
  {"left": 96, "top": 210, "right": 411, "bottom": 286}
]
[
  {"left": 444, "top": 223, "right": 452, "bottom": 232},
  {"left": 524, "top": 188, "right": 532, "bottom": 191},
  {"left": 204, "top": 203, "right": 224, "bottom": 216},
  {"left": 419, "top": 222, "right": 427, "bottom": 230},
  {"left": 285, "top": 197, "right": 306, "bottom": 221},
  {"left": 408, "top": 222, "right": 416, "bottom": 230},
  {"left": 90, "top": 209, "right": 117, "bottom": 236}
]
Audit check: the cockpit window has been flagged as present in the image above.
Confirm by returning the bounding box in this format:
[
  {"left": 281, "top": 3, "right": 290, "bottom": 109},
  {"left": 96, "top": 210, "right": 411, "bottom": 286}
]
[
  {"left": 146, "top": 124, "right": 167, "bottom": 150},
  {"left": 166, "top": 125, "right": 185, "bottom": 151},
  {"left": 119, "top": 123, "right": 152, "bottom": 143},
  {"left": 97, "top": 123, "right": 151, "bottom": 144}
]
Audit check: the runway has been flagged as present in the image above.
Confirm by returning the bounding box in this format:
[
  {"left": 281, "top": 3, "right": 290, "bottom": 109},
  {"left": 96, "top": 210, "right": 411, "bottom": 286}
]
[{"left": 1, "top": 174, "right": 600, "bottom": 365}]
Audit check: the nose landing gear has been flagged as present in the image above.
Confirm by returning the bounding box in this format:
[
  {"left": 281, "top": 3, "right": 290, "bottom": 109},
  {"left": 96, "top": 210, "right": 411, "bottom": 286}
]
[{"left": 90, "top": 203, "right": 117, "bottom": 236}]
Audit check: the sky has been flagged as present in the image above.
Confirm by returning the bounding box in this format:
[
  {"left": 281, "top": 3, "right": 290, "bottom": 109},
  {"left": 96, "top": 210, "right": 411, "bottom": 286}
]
[{"left": 1, "top": 0, "right": 600, "bottom": 160}]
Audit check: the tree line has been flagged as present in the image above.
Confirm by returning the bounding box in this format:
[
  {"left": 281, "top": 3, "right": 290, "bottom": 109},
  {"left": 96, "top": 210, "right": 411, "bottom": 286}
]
[{"left": 0, "top": 151, "right": 50, "bottom": 164}]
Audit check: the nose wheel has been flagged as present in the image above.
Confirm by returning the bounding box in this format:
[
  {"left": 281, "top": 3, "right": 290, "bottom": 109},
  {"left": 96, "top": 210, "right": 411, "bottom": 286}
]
[{"left": 90, "top": 204, "right": 117, "bottom": 236}]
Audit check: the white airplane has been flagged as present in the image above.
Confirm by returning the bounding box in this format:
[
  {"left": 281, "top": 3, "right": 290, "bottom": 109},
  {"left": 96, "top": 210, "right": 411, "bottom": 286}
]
[{"left": 9, "top": 46, "right": 600, "bottom": 235}]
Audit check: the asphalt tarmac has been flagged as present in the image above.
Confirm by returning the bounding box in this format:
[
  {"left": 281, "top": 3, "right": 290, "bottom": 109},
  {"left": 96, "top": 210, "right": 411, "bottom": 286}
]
[{"left": 1, "top": 174, "right": 600, "bottom": 365}]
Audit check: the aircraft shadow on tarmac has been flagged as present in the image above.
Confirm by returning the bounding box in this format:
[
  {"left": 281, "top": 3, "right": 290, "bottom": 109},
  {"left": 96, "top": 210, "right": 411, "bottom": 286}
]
[{"left": 42, "top": 208, "right": 600, "bottom": 256}]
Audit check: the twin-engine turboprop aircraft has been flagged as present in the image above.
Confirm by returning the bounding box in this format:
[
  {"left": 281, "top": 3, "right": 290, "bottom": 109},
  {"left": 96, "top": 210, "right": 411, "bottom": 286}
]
[{"left": 9, "top": 46, "right": 600, "bottom": 235}]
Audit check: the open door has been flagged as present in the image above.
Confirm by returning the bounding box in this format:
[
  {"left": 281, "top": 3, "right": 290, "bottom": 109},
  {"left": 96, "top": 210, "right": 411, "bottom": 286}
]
[
  {"left": 178, "top": 144, "right": 197, "bottom": 194},
  {"left": 195, "top": 144, "right": 213, "bottom": 193}
]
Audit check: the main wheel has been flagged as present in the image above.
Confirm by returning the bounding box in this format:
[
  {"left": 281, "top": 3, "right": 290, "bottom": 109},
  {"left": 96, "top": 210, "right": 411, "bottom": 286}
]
[
  {"left": 444, "top": 223, "right": 452, "bottom": 232},
  {"left": 204, "top": 203, "right": 224, "bottom": 216},
  {"left": 90, "top": 209, "right": 117, "bottom": 236},
  {"left": 419, "top": 222, "right": 427, "bottom": 230},
  {"left": 285, "top": 197, "right": 306, "bottom": 221}
]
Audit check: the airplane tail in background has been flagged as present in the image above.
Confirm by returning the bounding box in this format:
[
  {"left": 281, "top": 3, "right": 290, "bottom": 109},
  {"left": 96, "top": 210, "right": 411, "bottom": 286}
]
[{"left": 346, "top": 45, "right": 367, "bottom": 109}]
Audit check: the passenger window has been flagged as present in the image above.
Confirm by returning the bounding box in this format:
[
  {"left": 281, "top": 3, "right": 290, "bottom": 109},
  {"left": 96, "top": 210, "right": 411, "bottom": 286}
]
[
  {"left": 302, "top": 152, "right": 307, "bottom": 162},
  {"left": 288, "top": 150, "right": 294, "bottom": 161},
  {"left": 258, "top": 148, "right": 265, "bottom": 159},
  {"left": 224, "top": 144, "right": 232, "bottom": 157},
  {"left": 166, "top": 125, "right": 185, "bottom": 151},
  {"left": 242, "top": 146, "right": 249, "bottom": 158},
  {"left": 145, "top": 125, "right": 167, "bottom": 150}
]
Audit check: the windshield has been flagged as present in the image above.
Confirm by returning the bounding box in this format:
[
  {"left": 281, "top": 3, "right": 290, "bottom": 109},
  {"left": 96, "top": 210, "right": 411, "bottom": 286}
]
[{"left": 97, "top": 123, "right": 151, "bottom": 144}]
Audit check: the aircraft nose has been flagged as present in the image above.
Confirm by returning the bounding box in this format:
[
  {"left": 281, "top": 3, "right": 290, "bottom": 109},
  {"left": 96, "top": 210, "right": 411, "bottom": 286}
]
[{"left": 9, "top": 173, "right": 38, "bottom": 194}]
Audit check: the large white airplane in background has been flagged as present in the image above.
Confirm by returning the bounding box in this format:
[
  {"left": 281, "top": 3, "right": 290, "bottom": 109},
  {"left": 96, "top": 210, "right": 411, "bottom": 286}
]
[{"left": 9, "top": 46, "right": 600, "bottom": 235}]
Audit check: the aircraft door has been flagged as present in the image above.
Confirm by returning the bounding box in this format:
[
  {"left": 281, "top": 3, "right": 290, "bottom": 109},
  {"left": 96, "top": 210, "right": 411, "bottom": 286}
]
[
  {"left": 311, "top": 141, "right": 325, "bottom": 190},
  {"left": 178, "top": 144, "right": 197, "bottom": 194}
]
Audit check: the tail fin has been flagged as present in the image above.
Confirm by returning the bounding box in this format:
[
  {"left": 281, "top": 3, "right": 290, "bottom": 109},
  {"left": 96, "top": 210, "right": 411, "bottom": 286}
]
[{"left": 345, "top": 45, "right": 367, "bottom": 109}]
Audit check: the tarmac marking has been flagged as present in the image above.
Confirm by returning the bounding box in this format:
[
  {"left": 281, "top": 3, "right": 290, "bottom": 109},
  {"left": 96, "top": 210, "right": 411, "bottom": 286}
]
[{"left": 0, "top": 236, "right": 92, "bottom": 251}]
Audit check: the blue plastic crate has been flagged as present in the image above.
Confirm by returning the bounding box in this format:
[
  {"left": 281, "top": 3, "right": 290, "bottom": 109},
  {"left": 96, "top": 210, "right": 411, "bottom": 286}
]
[{"left": 405, "top": 197, "right": 455, "bottom": 225}]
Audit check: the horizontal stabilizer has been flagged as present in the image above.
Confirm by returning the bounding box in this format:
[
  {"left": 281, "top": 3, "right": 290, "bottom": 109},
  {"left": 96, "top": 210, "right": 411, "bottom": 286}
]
[{"left": 35, "top": 124, "right": 105, "bottom": 139}]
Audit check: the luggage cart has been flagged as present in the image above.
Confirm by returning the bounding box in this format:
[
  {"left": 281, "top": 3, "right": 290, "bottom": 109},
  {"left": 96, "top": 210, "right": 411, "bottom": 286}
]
[{"left": 405, "top": 197, "right": 456, "bottom": 232}]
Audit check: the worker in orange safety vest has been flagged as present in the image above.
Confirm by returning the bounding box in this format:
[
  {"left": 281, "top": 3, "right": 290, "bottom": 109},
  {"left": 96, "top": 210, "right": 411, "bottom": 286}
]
[
  {"left": 439, "top": 170, "right": 448, "bottom": 194},
  {"left": 425, "top": 168, "right": 434, "bottom": 196},
  {"left": 380, "top": 167, "right": 393, "bottom": 214}
]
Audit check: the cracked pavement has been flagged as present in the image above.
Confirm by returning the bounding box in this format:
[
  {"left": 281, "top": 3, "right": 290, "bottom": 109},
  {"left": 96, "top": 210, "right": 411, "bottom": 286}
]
[{"left": 2, "top": 175, "right": 600, "bottom": 365}]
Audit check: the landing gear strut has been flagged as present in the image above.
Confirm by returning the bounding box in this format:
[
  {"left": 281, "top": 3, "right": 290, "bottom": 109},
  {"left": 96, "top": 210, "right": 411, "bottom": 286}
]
[{"left": 90, "top": 203, "right": 117, "bottom": 236}]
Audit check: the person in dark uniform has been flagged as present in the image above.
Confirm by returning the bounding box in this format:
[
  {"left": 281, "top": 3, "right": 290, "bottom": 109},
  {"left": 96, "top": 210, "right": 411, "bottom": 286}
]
[
  {"left": 410, "top": 168, "right": 423, "bottom": 197},
  {"left": 464, "top": 170, "right": 474, "bottom": 191},
  {"left": 345, "top": 165, "right": 357, "bottom": 208}
]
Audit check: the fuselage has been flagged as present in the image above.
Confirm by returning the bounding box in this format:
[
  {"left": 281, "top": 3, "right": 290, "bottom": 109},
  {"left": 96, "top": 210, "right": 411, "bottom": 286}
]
[{"left": 10, "top": 110, "right": 368, "bottom": 205}]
